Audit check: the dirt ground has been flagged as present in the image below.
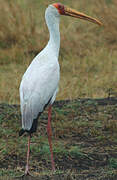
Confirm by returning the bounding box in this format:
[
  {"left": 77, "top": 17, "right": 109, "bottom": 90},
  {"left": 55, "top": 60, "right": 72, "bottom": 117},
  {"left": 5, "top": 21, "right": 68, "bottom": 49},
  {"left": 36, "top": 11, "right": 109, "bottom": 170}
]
[{"left": 0, "top": 98, "right": 117, "bottom": 180}]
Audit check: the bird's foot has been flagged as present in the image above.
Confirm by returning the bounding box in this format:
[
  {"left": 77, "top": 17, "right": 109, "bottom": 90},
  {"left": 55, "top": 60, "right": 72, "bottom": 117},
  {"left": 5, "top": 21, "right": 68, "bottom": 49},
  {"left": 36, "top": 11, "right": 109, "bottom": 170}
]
[
  {"left": 16, "top": 165, "right": 33, "bottom": 177},
  {"left": 24, "top": 170, "right": 31, "bottom": 176},
  {"left": 16, "top": 171, "right": 33, "bottom": 178},
  {"left": 24, "top": 165, "right": 33, "bottom": 176}
]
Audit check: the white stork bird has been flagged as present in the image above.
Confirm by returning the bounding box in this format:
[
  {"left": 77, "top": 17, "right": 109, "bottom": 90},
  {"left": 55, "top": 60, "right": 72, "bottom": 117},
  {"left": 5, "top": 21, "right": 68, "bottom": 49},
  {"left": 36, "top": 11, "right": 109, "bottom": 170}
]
[{"left": 19, "top": 3, "right": 102, "bottom": 175}]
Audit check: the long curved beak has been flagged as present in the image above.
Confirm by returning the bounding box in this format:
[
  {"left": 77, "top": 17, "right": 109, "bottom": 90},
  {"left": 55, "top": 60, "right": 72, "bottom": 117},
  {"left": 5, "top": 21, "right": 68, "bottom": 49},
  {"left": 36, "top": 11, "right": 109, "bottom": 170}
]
[{"left": 64, "top": 7, "right": 102, "bottom": 26}]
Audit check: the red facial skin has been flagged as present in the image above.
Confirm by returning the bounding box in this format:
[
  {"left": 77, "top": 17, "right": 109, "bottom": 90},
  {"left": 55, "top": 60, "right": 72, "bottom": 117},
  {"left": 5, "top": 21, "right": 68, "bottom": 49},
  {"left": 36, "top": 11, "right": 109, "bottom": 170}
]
[{"left": 53, "top": 3, "right": 65, "bottom": 15}]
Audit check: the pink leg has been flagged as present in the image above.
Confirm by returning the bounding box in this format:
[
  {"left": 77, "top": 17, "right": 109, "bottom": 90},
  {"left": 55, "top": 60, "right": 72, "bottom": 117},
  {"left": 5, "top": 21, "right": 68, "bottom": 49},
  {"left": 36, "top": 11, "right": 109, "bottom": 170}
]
[
  {"left": 25, "top": 135, "right": 31, "bottom": 175},
  {"left": 47, "top": 105, "right": 55, "bottom": 171}
]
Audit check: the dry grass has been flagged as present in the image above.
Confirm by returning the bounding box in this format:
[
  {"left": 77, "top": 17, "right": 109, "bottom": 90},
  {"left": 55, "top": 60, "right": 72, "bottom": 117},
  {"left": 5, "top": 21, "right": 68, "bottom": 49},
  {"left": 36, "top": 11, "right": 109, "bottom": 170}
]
[{"left": 0, "top": 0, "right": 117, "bottom": 103}]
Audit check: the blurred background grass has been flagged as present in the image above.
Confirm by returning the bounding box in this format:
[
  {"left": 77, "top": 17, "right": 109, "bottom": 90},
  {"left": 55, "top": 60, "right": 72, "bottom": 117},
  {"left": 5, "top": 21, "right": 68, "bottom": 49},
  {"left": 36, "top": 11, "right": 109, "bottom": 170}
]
[{"left": 0, "top": 0, "right": 117, "bottom": 104}]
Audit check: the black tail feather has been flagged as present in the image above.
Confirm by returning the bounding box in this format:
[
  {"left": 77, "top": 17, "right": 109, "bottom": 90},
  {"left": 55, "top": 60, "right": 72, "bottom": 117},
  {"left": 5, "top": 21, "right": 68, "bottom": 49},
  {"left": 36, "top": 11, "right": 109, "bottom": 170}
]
[
  {"left": 19, "top": 113, "right": 41, "bottom": 136},
  {"left": 19, "top": 129, "right": 25, "bottom": 136},
  {"left": 19, "top": 98, "right": 52, "bottom": 137}
]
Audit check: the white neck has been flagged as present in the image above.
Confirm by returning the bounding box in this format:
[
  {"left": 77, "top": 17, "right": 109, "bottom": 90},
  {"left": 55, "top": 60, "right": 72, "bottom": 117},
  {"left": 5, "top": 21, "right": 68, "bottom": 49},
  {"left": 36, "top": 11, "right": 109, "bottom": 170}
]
[{"left": 45, "top": 6, "right": 60, "bottom": 58}]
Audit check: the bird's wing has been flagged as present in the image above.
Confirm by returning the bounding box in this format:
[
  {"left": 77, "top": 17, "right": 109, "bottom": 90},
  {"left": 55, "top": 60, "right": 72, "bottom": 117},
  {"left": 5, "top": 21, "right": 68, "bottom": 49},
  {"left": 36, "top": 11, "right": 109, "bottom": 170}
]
[{"left": 20, "top": 56, "right": 59, "bottom": 131}]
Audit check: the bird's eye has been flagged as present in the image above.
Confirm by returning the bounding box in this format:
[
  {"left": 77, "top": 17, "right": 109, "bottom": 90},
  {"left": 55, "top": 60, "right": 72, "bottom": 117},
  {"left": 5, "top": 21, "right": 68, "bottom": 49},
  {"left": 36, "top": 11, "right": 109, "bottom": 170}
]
[
  {"left": 59, "top": 4, "right": 63, "bottom": 10},
  {"left": 58, "top": 5, "right": 62, "bottom": 9},
  {"left": 58, "top": 4, "right": 65, "bottom": 14}
]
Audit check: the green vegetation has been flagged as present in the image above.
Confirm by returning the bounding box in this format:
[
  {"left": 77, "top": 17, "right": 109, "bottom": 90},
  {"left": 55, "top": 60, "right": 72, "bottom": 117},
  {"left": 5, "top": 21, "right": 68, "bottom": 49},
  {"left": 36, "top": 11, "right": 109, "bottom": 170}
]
[
  {"left": 0, "top": 0, "right": 117, "bottom": 103},
  {"left": 0, "top": 100, "right": 117, "bottom": 179},
  {"left": 109, "top": 158, "right": 117, "bottom": 169}
]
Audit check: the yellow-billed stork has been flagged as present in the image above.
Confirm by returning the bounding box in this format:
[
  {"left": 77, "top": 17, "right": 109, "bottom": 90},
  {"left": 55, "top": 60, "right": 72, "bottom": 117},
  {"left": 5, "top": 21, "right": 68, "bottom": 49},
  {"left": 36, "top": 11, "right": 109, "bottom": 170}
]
[{"left": 19, "top": 3, "right": 102, "bottom": 175}]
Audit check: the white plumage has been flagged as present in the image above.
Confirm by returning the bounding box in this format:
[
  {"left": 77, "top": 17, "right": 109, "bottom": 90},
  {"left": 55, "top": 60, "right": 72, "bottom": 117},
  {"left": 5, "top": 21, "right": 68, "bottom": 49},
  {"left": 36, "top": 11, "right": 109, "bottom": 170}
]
[{"left": 20, "top": 5, "right": 60, "bottom": 131}]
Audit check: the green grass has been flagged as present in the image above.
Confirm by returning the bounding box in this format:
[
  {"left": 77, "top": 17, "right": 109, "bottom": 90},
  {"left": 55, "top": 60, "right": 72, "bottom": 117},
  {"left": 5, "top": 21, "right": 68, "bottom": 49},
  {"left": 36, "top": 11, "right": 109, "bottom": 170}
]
[
  {"left": 0, "top": 100, "right": 117, "bottom": 178},
  {"left": 0, "top": 0, "right": 117, "bottom": 103},
  {"left": 109, "top": 158, "right": 117, "bottom": 169}
]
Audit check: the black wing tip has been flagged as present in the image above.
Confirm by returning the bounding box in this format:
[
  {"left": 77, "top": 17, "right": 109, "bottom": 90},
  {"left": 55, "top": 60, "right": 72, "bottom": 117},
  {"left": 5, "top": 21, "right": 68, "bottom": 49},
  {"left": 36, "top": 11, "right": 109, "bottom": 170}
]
[{"left": 19, "top": 129, "right": 25, "bottom": 136}]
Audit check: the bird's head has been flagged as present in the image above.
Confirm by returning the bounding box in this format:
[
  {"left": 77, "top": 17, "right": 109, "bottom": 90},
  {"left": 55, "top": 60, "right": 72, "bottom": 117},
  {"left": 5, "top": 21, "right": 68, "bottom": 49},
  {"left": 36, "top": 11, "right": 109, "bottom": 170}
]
[
  {"left": 52, "top": 3, "right": 65, "bottom": 15},
  {"left": 52, "top": 3, "right": 102, "bottom": 26}
]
